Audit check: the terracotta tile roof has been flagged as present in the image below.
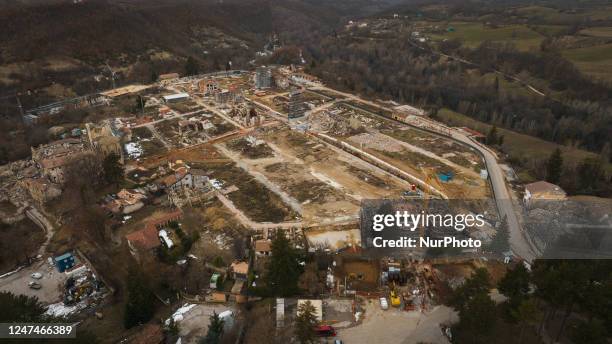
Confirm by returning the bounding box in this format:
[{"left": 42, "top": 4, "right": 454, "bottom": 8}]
[
  {"left": 126, "top": 226, "right": 160, "bottom": 251},
  {"left": 160, "top": 167, "right": 188, "bottom": 187},
  {"left": 459, "top": 127, "right": 486, "bottom": 138},
  {"left": 146, "top": 209, "right": 183, "bottom": 230},
  {"left": 231, "top": 261, "right": 249, "bottom": 275},
  {"left": 255, "top": 239, "right": 272, "bottom": 252}
]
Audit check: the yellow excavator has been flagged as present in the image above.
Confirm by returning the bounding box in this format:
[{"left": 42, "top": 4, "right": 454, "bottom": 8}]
[{"left": 390, "top": 282, "right": 401, "bottom": 307}]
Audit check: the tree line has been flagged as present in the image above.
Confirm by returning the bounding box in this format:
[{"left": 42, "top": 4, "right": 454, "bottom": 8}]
[{"left": 450, "top": 260, "right": 611, "bottom": 344}]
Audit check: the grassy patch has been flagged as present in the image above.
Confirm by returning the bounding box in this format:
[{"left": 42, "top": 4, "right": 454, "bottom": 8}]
[
  {"left": 579, "top": 27, "right": 612, "bottom": 38},
  {"left": 561, "top": 43, "right": 612, "bottom": 81},
  {"left": 132, "top": 126, "right": 153, "bottom": 139},
  {"left": 430, "top": 22, "right": 544, "bottom": 51},
  {"left": 532, "top": 24, "right": 568, "bottom": 37},
  {"left": 205, "top": 163, "right": 298, "bottom": 223},
  {"left": 562, "top": 43, "right": 612, "bottom": 62},
  {"left": 437, "top": 108, "right": 611, "bottom": 171},
  {"left": 140, "top": 139, "right": 167, "bottom": 156}
]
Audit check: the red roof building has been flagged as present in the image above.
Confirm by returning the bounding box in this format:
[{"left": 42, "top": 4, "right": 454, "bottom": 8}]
[{"left": 126, "top": 226, "right": 161, "bottom": 254}]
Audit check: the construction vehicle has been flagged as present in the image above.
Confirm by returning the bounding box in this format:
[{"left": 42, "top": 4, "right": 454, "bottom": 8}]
[
  {"left": 390, "top": 290, "right": 401, "bottom": 307},
  {"left": 390, "top": 282, "right": 401, "bottom": 307}
]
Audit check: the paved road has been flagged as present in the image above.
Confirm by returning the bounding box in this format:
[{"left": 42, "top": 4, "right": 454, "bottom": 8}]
[
  {"left": 303, "top": 82, "right": 537, "bottom": 261},
  {"left": 448, "top": 131, "right": 536, "bottom": 261}
]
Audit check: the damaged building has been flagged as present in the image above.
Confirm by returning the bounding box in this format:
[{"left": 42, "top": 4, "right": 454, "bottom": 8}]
[
  {"left": 86, "top": 121, "right": 125, "bottom": 163},
  {"left": 30, "top": 138, "right": 97, "bottom": 185}
]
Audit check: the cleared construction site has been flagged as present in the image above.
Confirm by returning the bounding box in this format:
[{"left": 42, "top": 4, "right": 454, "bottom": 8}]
[{"left": 116, "top": 68, "right": 493, "bottom": 253}]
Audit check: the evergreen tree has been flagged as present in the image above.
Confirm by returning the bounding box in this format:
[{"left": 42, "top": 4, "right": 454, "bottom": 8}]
[
  {"left": 546, "top": 148, "right": 563, "bottom": 185},
  {"left": 449, "top": 268, "right": 491, "bottom": 312},
  {"left": 135, "top": 95, "right": 145, "bottom": 112},
  {"left": 512, "top": 298, "right": 541, "bottom": 344},
  {"left": 185, "top": 56, "right": 200, "bottom": 76},
  {"left": 200, "top": 311, "right": 224, "bottom": 344},
  {"left": 123, "top": 266, "right": 156, "bottom": 329},
  {"left": 577, "top": 157, "right": 604, "bottom": 194},
  {"left": 570, "top": 319, "right": 608, "bottom": 344},
  {"left": 266, "top": 230, "right": 301, "bottom": 296},
  {"left": 600, "top": 142, "right": 611, "bottom": 164},
  {"left": 486, "top": 125, "right": 499, "bottom": 145},
  {"left": 295, "top": 300, "right": 318, "bottom": 344},
  {"left": 498, "top": 263, "right": 531, "bottom": 311},
  {"left": 453, "top": 292, "right": 497, "bottom": 344},
  {"left": 103, "top": 152, "right": 123, "bottom": 185},
  {"left": 0, "top": 291, "right": 45, "bottom": 322}
]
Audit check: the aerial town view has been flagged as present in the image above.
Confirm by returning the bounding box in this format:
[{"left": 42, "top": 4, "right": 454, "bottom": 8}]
[{"left": 0, "top": 0, "right": 611, "bottom": 343}]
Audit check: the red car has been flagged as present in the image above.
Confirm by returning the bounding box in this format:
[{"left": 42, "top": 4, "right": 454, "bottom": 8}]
[{"left": 315, "top": 325, "right": 336, "bottom": 337}]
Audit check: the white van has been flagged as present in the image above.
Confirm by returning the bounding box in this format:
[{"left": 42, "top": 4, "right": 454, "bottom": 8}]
[{"left": 379, "top": 297, "right": 389, "bottom": 310}]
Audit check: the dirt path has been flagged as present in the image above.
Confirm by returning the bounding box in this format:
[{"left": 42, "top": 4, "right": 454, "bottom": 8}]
[
  {"left": 372, "top": 129, "right": 481, "bottom": 178},
  {"left": 214, "top": 144, "right": 304, "bottom": 214}
]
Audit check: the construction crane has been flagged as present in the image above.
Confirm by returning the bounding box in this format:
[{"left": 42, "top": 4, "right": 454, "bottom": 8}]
[
  {"left": 105, "top": 61, "right": 117, "bottom": 89},
  {"left": 0, "top": 92, "right": 25, "bottom": 116}
]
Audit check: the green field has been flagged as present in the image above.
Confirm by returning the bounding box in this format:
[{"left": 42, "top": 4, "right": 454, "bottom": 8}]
[
  {"left": 514, "top": 5, "right": 612, "bottom": 23},
  {"left": 436, "top": 108, "right": 612, "bottom": 174},
  {"left": 531, "top": 24, "right": 568, "bottom": 36},
  {"left": 429, "top": 22, "right": 544, "bottom": 51},
  {"left": 514, "top": 5, "right": 559, "bottom": 20},
  {"left": 579, "top": 27, "right": 612, "bottom": 38},
  {"left": 562, "top": 43, "right": 612, "bottom": 81}
]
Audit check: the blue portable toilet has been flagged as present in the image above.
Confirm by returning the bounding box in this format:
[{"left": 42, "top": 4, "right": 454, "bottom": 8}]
[
  {"left": 437, "top": 172, "right": 454, "bottom": 182},
  {"left": 54, "top": 252, "right": 76, "bottom": 272}
]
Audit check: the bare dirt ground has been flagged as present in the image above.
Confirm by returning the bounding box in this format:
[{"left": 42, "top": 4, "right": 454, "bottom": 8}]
[
  {"left": 306, "top": 103, "right": 489, "bottom": 199},
  {"left": 240, "top": 127, "right": 412, "bottom": 224},
  {"left": 305, "top": 228, "right": 361, "bottom": 250}
]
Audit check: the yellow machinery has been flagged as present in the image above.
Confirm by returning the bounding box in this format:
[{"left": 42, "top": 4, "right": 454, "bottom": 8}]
[
  {"left": 390, "top": 290, "right": 401, "bottom": 307},
  {"left": 390, "top": 282, "right": 401, "bottom": 307}
]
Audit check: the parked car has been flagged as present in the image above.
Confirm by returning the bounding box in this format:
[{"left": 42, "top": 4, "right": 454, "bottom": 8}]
[
  {"left": 28, "top": 281, "right": 42, "bottom": 290},
  {"left": 380, "top": 297, "right": 389, "bottom": 310},
  {"left": 315, "top": 325, "right": 336, "bottom": 337},
  {"left": 334, "top": 340, "right": 343, "bottom": 344},
  {"left": 31, "top": 272, "right": 43, "bottom": 279}
]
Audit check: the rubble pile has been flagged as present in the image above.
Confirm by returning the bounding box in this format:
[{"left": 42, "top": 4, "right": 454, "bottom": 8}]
[
  {"left": 308, "top": 111, "right": 353, "bottom": 136},
  {"left": 347, "top": 132, "right": 404, "bottom": 152}
]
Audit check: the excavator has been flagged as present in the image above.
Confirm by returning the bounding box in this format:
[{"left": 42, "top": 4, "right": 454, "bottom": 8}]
[{"left": 390, "top": 282, "right": 401, "bottom": 307}]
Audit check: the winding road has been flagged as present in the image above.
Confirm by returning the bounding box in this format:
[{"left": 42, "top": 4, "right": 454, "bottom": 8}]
[{"left": 297, "top": 80, "right": 538, "bottom": 261}]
